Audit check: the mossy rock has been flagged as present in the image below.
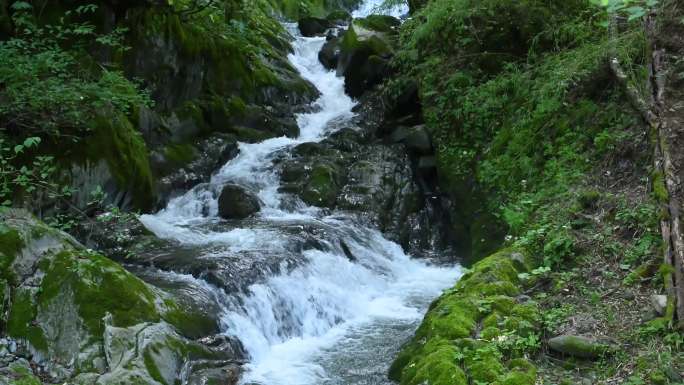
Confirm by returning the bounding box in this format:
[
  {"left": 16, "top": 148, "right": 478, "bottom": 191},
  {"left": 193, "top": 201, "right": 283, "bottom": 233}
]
[
  {"left": 547, "top": 335, "right": 615, "bottom": 359},
  {"left": 84, "top": 112, "right": 156, "bottom": 211},
  {"left": 337, "top": 24, "right": 394, "bottom": 97},
  {"left": 301, "top": 163, "right": 340, "bottom": 207},
  {"left": 355, "top": 15, "right": 400, "bottom": 33},
  {"left": 0, "top": 209, "right": 233, "bottom": 383},
  {"left": 390, "top": 249, "right": 540, "bottom": 385}
]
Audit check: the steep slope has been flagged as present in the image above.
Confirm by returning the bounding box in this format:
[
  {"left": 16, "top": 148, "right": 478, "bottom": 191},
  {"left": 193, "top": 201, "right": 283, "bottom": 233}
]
[{"left": 383, "top": 0, "right": 683, "bottom": 384}]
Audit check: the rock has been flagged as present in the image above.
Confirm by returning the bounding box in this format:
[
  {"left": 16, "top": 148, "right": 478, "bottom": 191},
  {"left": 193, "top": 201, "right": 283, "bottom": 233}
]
[
  {"left": 319, "top": 36, "right": 341, "bottom": 70},
  {"left": 187, "top": 364, "right": 241, "bottom": 385},
  {"left": 337, "top": 24, "right": 394, "bottom": 97},
  {"left": 650, "top": 294, "right": 668, "bottom": 316},
  {"left": 547, "top": 335, "right": 614, "bottom": 359},
  {"left": 301, "top": 164, "right": 340, "bottom": 207},
  {"left": 0, "top": 208, "right": 237, "bottom": 384},
  {"left": 417, "top": 156, "right": 437, "bottom": 170},
  {"left": 355, "top": 15, "right": 401, "bottom": 33},
  {"left": 156, "top": 135, "right": 240, "bottom": 206},
  {"left": 294, "top": 142, "right": 327, "bottom": 157},
  {"left": 218, "top": 184, "right": 261, "bottom": 219},
  {"left": 298, "top": 17, "right": 332, "bottom": 37},
  {"left": 339, "top": 240, "right": 357, "bottom": 262},
  {"left": 390, "top": 125, "right": 432, "bottom": 154},
  {"left": 382, "top": 79, "right": 421, "bottom": 121}
]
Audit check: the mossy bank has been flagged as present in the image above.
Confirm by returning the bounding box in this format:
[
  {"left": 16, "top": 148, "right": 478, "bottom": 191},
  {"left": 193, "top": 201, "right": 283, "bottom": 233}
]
[{"left": 384, "top": 0, "right": 683, "bottom": 383}]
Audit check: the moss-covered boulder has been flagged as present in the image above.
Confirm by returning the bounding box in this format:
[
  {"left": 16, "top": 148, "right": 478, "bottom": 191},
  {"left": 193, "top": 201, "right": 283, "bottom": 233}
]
[
  {"left": 547, "top": 335, "right": 615, "bottom": 359},
  {"left": 389, "top": 249, "right": 541, "bottom": 385},
  {"left": 354, "top": 15, "right": 400, "bottom": 33},
  {"left": 301, "top": 163, "right": 341, "bottom": 207},
  {"left": 337, "top": 21, "right": 395, "bottom": 97},
  {"left": 0, "top": 209, "right": 238, "bottom": 385}
]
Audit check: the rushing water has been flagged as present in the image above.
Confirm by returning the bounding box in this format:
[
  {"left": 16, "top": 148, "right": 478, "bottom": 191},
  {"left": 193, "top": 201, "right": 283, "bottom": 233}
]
[{"left": 140, "top": 1, "right": 460, "bottom": 384}]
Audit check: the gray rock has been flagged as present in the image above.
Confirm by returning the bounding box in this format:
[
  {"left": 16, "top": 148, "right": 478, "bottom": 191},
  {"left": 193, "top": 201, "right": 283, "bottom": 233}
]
[
  {"left": 218, "top": 184, "right": 261, "bottom": 219},
  {"left": 651, "top": 294, "right": 668, "bottom": 316},
  {"left": 390, "top": 125, "right": 432, "bottom": 154},
  {"left": 319, "top": 36, "right": 341, "bottom": 70},
  {"left": 548, "top": 335, "right": 614, "bottom": 359}
]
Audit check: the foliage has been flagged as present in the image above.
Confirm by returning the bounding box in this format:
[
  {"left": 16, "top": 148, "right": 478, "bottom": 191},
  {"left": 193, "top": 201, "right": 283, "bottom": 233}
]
[
  {"left": 0, "top": 137, "right": 73, "bottom": 207},
  {"left": 0, "top": 2, "right": 153, "bottom": 209},
  {"left": 596, "top": 0, "right": 659, "bottom": 22}
]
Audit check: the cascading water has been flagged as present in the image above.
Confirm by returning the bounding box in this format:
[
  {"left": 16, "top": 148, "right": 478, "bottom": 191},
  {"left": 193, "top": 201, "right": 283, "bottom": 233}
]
[{"left": 140, "top": 1, "right": 460, "bottom": 384}]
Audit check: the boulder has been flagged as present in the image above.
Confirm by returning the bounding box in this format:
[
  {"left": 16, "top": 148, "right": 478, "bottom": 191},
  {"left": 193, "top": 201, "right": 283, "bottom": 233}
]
[
  {"left": 337, "top": 24, "right": 394, "bottom": 97},
  {"left": 301, "top": 164, "right": 341, "bottom": 207},
  {"left": 548, "top": 335, "right": 614, "bottom": 359},
  {"left": 650, "top": 294, "right": 668, "bottom": 316},
  {"left": 354, "top": 14, "right": 401, "bottom": 33},
  {"left": 0, "top": 208, "right": 238, "bottom": 385},
  {"left": 298, "top": 17, "right": 332, "bottom": 37},
  {"left": 390, "top": 125, "right": 432, "bottom": 154},
  {"left": 218, "top": 184, "right": 261, "bottom": 219},
  {"left": 319, "top": 36, "right": 341, "bottom": 70}
]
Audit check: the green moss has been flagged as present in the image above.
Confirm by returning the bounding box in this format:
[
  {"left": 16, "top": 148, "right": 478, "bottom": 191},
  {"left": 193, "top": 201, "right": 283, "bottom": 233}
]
[
  {"left": 400, "top": 340, "right": 467, "bottom": 385},
  {"left": 652, "top": 170, "right": 669, "bottom": 203},
  {"left": 86, "top": 113, "right": 155, "bottom": 210},
  {"left": 38, "top": 250, "right": 160, "bottom": 337},
  {"left": 391, "top": 248, "right": 539, "bottom": 385},
  {"left": 302, "top": 163, "right": 340, "bottom": 207},
  {"left": 164, "top": 144, "right": 197, "bottom": 167},
  {"left": 547, "top": 335, "right": 614, "bottom": 358},
  {"left": 0, "top": 224, "right": 23, "bottom": 282},
  {"left": 341, "top": 24, "right": 392, "bottom": 56},
  {"left": 355, "top": 15, "right": 400, "bottom": 33},
  {"left": 455, "top": 249, "right": 530, "bottom": 296},
  {"left": 143, "top": 349, "right": 166, "bottom": 385},
  {"left": 163, "top": 303, "right": 217, "bottom": 340},
  {"left": 6, "top": 289, "right": 48, "bottom": 352},
  {"left": 467, "top": 349, "right": 505, "bottom": 383},
  {"left": 500, "top": 370, "right": 536, "bottom": 385},
  {"left": 8, "top": 364, "right": 41, "bottom": 385}
]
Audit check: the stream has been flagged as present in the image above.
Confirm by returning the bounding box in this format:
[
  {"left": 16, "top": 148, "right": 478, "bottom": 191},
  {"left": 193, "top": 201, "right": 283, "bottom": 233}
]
[{"left": 139, "top": 1, "right": 461, "bottom": 384}]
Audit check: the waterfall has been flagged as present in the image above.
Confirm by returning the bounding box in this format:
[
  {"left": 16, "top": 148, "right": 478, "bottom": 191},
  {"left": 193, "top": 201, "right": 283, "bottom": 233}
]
[{"left": 139, "top": 1, "right": 460, "bottom": 384}]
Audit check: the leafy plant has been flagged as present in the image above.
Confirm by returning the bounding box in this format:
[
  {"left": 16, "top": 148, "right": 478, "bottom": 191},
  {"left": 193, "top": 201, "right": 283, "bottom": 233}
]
[
  {"left": 596, "top": 0, "right": 659, "bottom": 22},
  {"left": 0, "top": 1, "right": 152, "bottom": 210},
  {"left": 0, "top": 137, "right": 73, "bottom": 207}
]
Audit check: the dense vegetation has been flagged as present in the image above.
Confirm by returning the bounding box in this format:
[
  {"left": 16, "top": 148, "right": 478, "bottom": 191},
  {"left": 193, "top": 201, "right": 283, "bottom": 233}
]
[{"left": 384, "top": 0, "right": 683, "bottom": 383}]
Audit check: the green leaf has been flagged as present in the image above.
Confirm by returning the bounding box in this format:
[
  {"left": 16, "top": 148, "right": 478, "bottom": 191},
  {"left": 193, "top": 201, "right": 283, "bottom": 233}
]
[
  {"left": 23, "top": 137, "right": 41, "bottom": 147},
  {"left": 10, "top": 1, "right": 32, "bottom": 11},
  {"left": 625, "top": 6, "right": 646, "bottom": 21}
]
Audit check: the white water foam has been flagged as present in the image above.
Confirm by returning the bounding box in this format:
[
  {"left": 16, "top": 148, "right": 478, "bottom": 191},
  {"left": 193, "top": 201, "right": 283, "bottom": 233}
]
[{"left": 352, "top": 0, "right": 409, "bottom": 18}]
